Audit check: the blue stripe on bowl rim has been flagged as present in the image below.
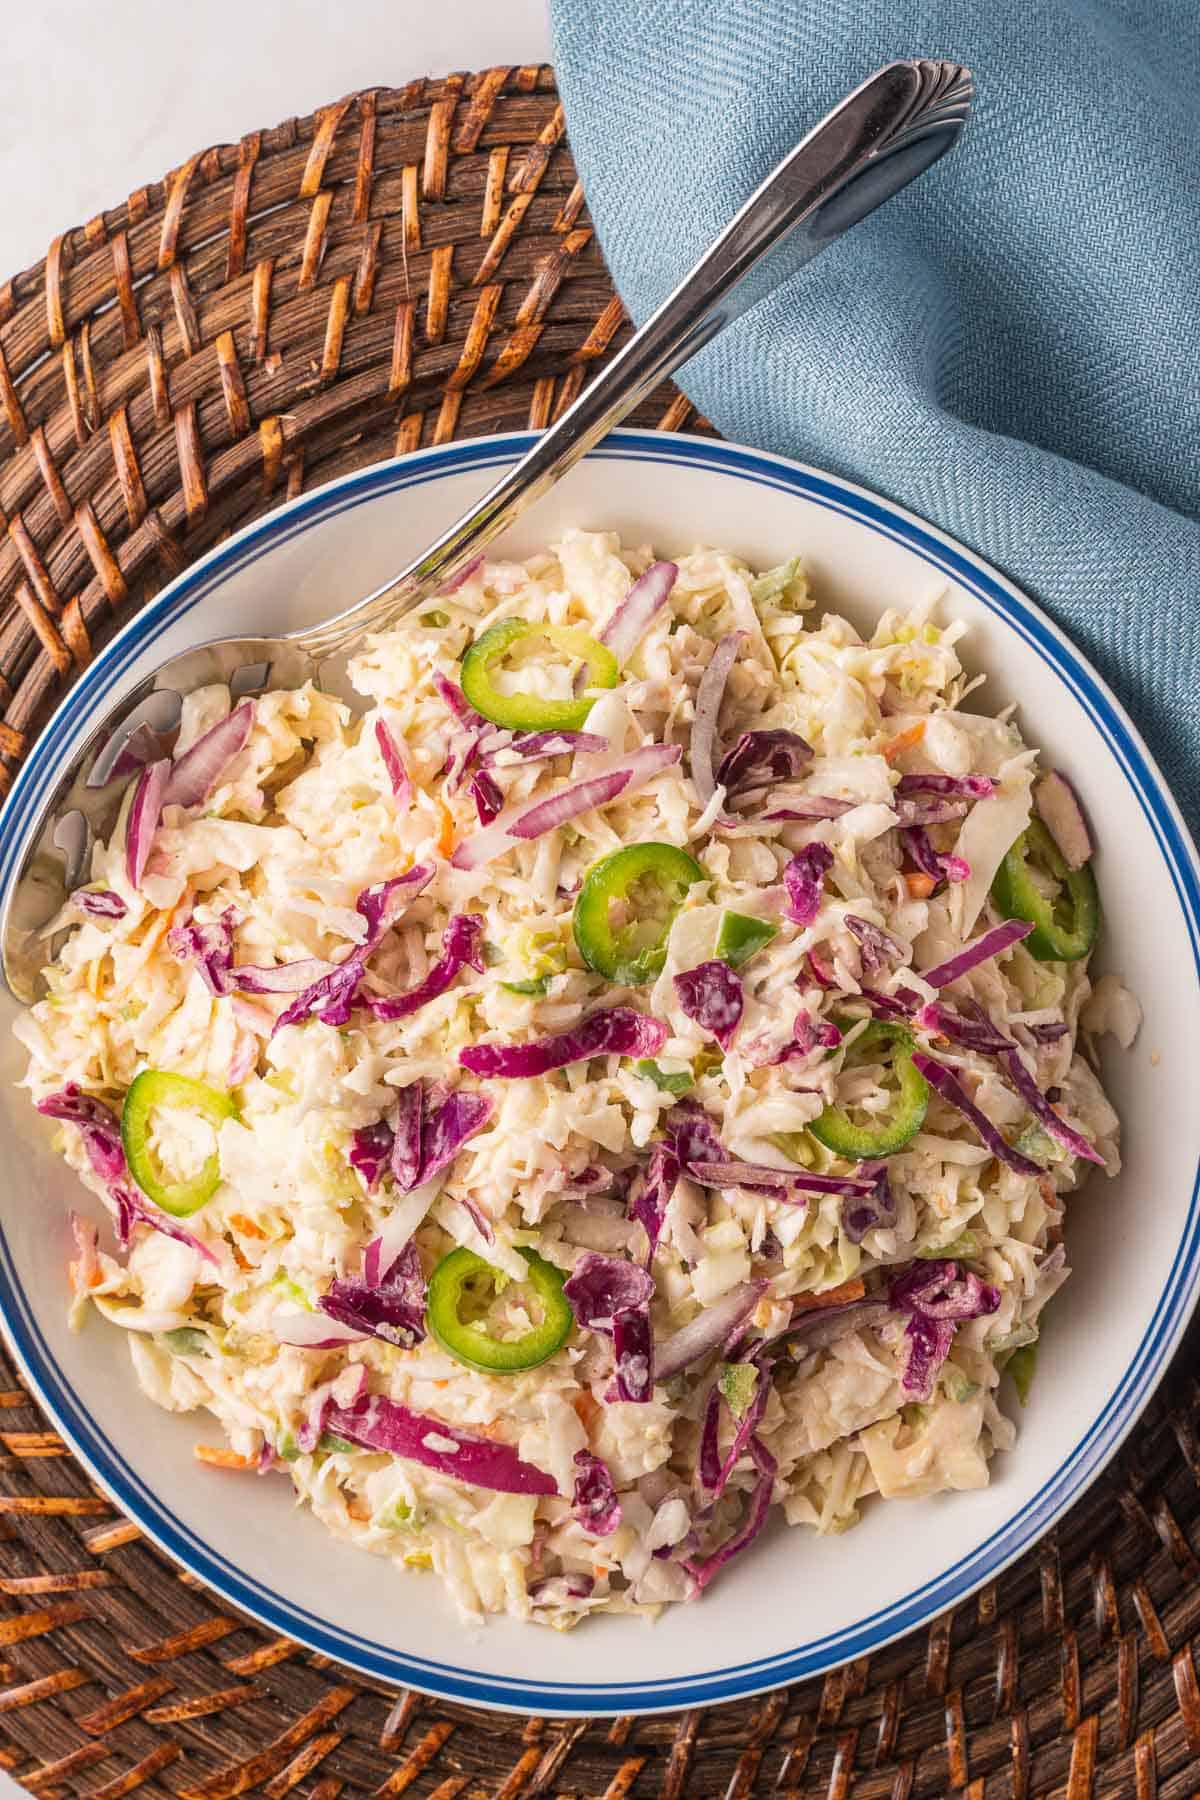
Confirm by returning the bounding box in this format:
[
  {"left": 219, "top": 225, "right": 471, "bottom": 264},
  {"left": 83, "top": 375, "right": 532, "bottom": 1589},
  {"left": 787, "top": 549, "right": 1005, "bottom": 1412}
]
[{"left": 1, "top": 429, "right": 1198, "bottom": 1715}]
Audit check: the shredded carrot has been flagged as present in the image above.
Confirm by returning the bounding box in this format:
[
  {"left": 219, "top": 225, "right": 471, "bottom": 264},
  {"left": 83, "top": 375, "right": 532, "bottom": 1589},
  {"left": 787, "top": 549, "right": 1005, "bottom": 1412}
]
[
  {"left": 573, "top": 1391, "right": 601, "bottom": 1433},
  {"left": 194, "top": 1445, "right": 255, "bottom": 1470},
  {"left": 346, "top": 1497, "right": 372, "bottom": 1522},
  {"left": 883, "top": 720, "right": 926, "bottom": 764},
  {"left": 433, "top": 1379, "right": 449, "bottom": 1389},
  {"left": 904, "top": 871, "right": 938, "bottom": 899},
  {"left": 436, "top": 800, "right": 456, "bottom": 858},
  {"left": 792, "top": 1277, "right": 866, "bottom": 1314},
  {"left": 230, "top": 1243, "right": 253, "bottom": 1273},
  {"left": 228, "top": 1212, "right": 267, "bottom": 1239}
]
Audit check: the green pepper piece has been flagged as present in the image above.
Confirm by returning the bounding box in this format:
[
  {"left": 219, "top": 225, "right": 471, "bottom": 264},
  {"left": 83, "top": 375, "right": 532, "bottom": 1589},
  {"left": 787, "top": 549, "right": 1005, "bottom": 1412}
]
[
  {"left": 501, "top": 976, "right": 552, "bottom": 997},
  {"left": 633, "top": 1058, "right": 694, "bottom": 1096},
  {"left": 162, "top": 1327, "right": 210, "bottom": 1357},
  {"left": 121, "top": 1071, "right": 237, "bottom": 1216},
  {"left": 573, "top": 842, "right": 704, "bottom": 985},
  {"left": 990, "top": 817, "right": 1099, "bottom": 962},
  {"left": 715, "top": 910, "right": 778, "bottom": 970},
  {"left": 427, "top": 1247, "right": 572, "bottom": 1373},
  {"left": 459, "top": 618, "right": 619, "bottom": 732},
  {"left": 718, "top": 1361, "right": 759, "bottom": 1418},
  {"left": 809, "top": 1020, "right": 929, "bottom": 1159},
  {"left": 1007, "top": 1342, "right": 1038, "bottom": 1405},
  {"left": 318, "top": 1433, "right": 356, "bottom": 1455}
]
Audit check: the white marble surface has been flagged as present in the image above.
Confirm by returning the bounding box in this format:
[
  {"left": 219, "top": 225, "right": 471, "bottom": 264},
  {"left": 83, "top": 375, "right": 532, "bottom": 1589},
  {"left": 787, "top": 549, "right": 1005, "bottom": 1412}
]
[{"left": 0, "top": 4, "right": 549, "bottom": 1785}]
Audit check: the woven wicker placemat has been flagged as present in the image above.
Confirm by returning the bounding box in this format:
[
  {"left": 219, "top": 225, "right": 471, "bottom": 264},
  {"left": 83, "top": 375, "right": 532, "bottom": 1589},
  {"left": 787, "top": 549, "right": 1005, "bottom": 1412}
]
[{"left": 0, "top": 67, "right": 1199, "bottom": 1800}]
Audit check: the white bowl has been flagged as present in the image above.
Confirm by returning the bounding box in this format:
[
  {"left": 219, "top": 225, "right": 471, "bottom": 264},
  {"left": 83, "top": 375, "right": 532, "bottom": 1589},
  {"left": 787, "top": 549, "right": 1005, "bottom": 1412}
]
[{"left": 1, "top": 430, "right": 1198, "bottom": 1716}]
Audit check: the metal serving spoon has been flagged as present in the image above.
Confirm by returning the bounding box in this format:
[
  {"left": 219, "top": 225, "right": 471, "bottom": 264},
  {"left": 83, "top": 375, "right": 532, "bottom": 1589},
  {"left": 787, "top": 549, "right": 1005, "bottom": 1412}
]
[{"left": 1, "top": 58, "right": 971, "bottom": 1001}]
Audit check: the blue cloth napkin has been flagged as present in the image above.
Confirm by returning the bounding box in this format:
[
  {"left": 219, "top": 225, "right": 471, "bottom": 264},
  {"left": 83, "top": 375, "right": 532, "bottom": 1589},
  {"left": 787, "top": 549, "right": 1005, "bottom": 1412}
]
[{"left": 550, "top": 0, "right": 1200, "bottom": 830}]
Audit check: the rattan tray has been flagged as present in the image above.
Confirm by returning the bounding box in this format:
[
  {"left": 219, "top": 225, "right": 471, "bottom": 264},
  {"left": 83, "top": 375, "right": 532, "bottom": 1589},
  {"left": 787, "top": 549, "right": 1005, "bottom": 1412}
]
[{"left": 0, "top": 67, "right": 1198, "bottom": 1800}]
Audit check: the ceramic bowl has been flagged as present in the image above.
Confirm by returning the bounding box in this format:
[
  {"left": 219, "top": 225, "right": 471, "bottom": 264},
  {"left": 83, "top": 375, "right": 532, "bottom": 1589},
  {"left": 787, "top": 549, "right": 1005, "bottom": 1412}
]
[{"left": 1, "top": 430, "right": 1197, "bottom": 1714}]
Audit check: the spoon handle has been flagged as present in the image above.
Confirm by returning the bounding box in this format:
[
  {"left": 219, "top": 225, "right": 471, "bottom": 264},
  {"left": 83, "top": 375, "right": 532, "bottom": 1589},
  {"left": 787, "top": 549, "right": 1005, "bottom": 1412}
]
[{"left": 299, "top": 58, "right": 971, "bottom": 659}]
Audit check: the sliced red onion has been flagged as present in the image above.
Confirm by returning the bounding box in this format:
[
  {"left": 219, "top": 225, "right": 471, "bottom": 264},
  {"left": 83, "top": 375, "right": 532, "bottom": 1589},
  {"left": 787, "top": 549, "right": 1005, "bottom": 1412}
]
[
  {"left": 890, "top": 1258, "right": 1001, "bottom": 1321},
  {"left": 99, "top": 721, "right": 163, "bottom": 786},
  {"left": 896, "top": 773, "right": 995, "bottom": 799},
  {"left": 910, "top": 1052, "right": 1044, "bottom": 1174},
  {"left": 437, "top": 552, "right": 484, "bottom": 596},
  {"left": 234, "top": 957, "right": 335, "bottom": 995},
  {"left": 450, "top": 745, "right": 682, "bottom": 870},
  {"left": 374, "top": 719, "right": 412, "bottom": 806},
  {"left": 113, "top": 1187, "right": 219, "bottom": 1265},
  {"left": 921, "top": 919, "right": 1034, "bottom": 989},
  {"left": 317, "top": 1240, "right": 426, "bottom": 1348},
  {"left": 629, "top": 1141, "right": 679, "bottom": 1265},
  {"left": 998, "top": 1047, "right": 1105, "bottom": 1165},
  {"left": 760, "top": 796, "right": 852, "bottom": 823},
  {"left": 845, "top": 914, "right": 904, "bottom": 972},
  {"left": 324, "top": 1395, "right": 558, "bottom": 1495},
  {"left": 898, "top": 1313, "right": 956, "bottom": 1398},
  {"left": 469, "top": 769, "right": 504, "bottom": 825},
  {"left": 612, "top": 1305, "right": 654, "bottom": 1403},
  {"left": 73, "top": 889, "right": 127, "bottom": 920},
  {"left": 718, "top": 730, "right": 814, "bottom": 798},
  {"left": 599, "top": 561, "right": 679, "bottom": 663},
  {"left": 654, "top": 1281, "right": 768, "bottom": 1384},
  {"left": 125, "top": 759, "right": 170, "bottom": 890},
  {"left": 674, "top": 959, "right": 744, "bottom": 1050},
  {"left": 840, "top": 1165, "right": 896, "bottom": 1243},
  {"left": 168, "top": 907, "right": 239, "bottom": 996},
  {"left": 783, "top": 844, "right": 833, "bottom": 926},
  {"left": 458, "top": 1196, "right": 495, "bottom": 1245},
  {"left": 804, "top": 950, "right": 834, "bottom": 989},
  {"left": 902, "top": 825, "right": 970, "bottom": 886},
  {"left": 349, "top": 1119, "right": 394, "bottom": 1191},
  {"left": 563, "top": 1253, "right": 655, "bottom": 1333},
  {"left": 572, "top": 1449, "right": 623, "bottom": 1535},
  {"left": 684, "top": 1437, "right": 775, "bottom": 1590},
  {"left": 768, "top": 1296, "right": 892, "bottom": 1360},
  {"left": 502, "top": 729, "right": 609, "bottom": 760},
  {"left": 1034, "top": 770, "right": 1093, "bottom": 869},
  {"left": 529, "top": 1573, "right": 595, "bottom": 1606},
  {"left": 687, "top": 1160, "right": 877, "bottom": 1199},
  {"left": 162, "top": 702, "right": 254, "bottom": 808},
  {"left": 460, "top": 1006, "right": 668, "bottom": 1078},
  {"left": 70, "top": 1213, "right": 101, "bottom": 1287},
  {"left": 690, "top": 632, "right": 745, "bottom": 805},
  {"left": 270, "top": 1309, "right": 370, "bottom": 1349},
  {"left": 364, "top": 914, "right": 485, "bottom": 1022},
  {"left": 434, "top": 672, "right": 491, "bottom": 789}
]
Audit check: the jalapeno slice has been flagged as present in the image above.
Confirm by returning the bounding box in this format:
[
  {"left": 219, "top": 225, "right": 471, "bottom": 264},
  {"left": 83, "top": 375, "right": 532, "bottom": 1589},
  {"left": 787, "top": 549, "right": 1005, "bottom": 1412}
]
[
  {"left": 573, "top": 842, "right": 704, "bottom": 985},
  {"left": 426, "top": 1246, "right": 572, "bottom": 1373},
  {"left": 990, "top": 817, "right": 1099, "bottom": 962},
  {"left": 121, "top": 1070, "right": 237, "bottom": 1215},
  {"left": 809, "top": 1020, "right": 929, "bottom": 1159},
  {"left": 459, "top": 619, "right": 619, "bottom": 732},
  {"left": 715, "top": 910, "right": 778, "bottom": 969}
]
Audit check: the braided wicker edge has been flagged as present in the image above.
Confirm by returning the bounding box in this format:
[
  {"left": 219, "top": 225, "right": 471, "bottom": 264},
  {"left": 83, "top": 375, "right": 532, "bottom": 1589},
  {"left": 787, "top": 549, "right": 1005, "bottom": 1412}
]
[{"left": 0, "top": 66, "right": 1198, "bottom": 1800}]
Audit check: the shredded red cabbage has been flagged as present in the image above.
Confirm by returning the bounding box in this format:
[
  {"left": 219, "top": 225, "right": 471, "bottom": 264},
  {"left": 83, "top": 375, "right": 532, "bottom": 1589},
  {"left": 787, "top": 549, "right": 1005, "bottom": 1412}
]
[
  {"left": 890, "top": 1258, "right": 1000, "bottom": 1321},
  {"left": 915, "top": 998, "right": 1010, "bottom": 1054},
  {"left": 362, "top": 913, "right": 485, "bottom": 1023},
  {"left": 162, "top": 702, "right": 254, "bottom": 808},
  {"left": 687, "top": 1159, "right": 877, "bottom": 1200},
  {"left": 572, "top": 1450, "right": 623, "bottom": 1535},
  {"left": 113, "top": 1186, "right": 218, "bottom": 1265},
  {"left": 662, "top": 1098, "right": 727, "bottom": 1171},
  {"left": 459, "top": 1006, "right": 668, "bottom": 1078},
  {"left": 629, "top": 1141, "right": 679, "bottom": 1265},
  {"left": 898, "top": 1313, "right": 956, "bottom": 1399},
  {"left": 419, "top": 1088, "right": 493, "bottom": 1183},
  {"left": 374, "top": 719, "right": 412, "bottom": 805},
  {"left": 1027, "top": 1020, "right": 1069, "bottom": 1045},
  {"left": 389, "top": 1083, "right": 424, "bottom": 1191},
  {"left": 902, "top": 825, "right": 970, "bottom": 886},
  {"left": 563, "top": 1253, "right": 655, "bottom": 1333},
  {"left": 469, "top": 769, "right": 504, "bottom": 824},
  {"left": 673, "top": 959, "right": 743, "bottom": 1050},
  {"left": 911, "top": 1052, "right": 1044, "bottom": 1174},
  {"left": 73, "top": 889, "right": 127, "bottom": 920},
  {"left": 760, "top": 796, "right": 853, "bottom": 823},
  {"left": 783, "top": 843, "right": 833, "bottom": 927},
  {"left": 37, "top": 1086, "right": 126, "bottom": 1185},
  {"left": 894, "top": 797, "right": 970, "bottom": 827},
  {"left": 295, "top": 1365, "right": 369, "bottom": 1454},
  {"left": 613, "top": 1305, "right": 654, "bottom": 1403},
  {"left": 684, "top": 1437, "right": 775, "bottom": 1590},
  {"left": 167, "top": 906, "right": 239, "bottom": 996},
  {"left": 896, "top": 773, "right": 995, "bottom": 799},
  {"left": 317, "top": 1240, "right": 426, "bottom": 1348},
  {"left": 125, "top": 758, "right": 169, "bottom": 890},
  {"left": 858, "top": 986, "right": 918, "bottom": 1021},
  {"left": 324, "top": 1395, "right": 558, "bottom": 1495},
  {"left": 840, "top": 1165, "right": 896, "bottom": 1243},
  {"left": 921, "top": 919, "right": 1033, "bottom": 989},
  {"left": 718, "top": 730, "right": 813, "bottom": 797},
  {"left": 348, "top": 1120, "right": 394, "bottom": 1191},
  {"left": 845, "top": 914, "right": 904, "bottom": 972},
  {"left": 998, "top": 1046, "right": 1105, "bottom": 1165},
  {"left": 502, "top": 729, "right": 609, "bottom": 760},
  {"left": 273, "top": 865, "right": 435, "bottom": 1032}
]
